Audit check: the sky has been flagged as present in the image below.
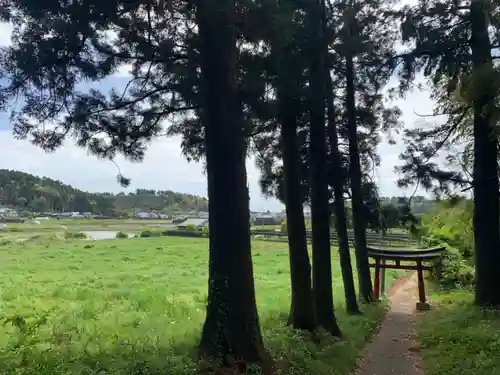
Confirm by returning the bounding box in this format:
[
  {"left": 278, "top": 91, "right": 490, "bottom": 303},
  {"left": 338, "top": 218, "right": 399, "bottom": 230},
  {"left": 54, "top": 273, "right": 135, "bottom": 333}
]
[{"left": 0, "top": 18, "right": 437, "bottom": 212}]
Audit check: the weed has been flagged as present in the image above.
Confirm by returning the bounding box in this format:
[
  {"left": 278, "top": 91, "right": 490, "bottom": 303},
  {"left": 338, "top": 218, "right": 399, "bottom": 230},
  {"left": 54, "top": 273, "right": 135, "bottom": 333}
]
[{"left": 417, "top": 290, "right": 500, "bottom": 375}]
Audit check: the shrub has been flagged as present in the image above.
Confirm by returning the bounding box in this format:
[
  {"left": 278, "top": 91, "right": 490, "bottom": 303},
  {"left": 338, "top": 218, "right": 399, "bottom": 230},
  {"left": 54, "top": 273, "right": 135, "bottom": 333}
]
[
  {"left": 116, "top": 231, "right": 128, "bottom": 239},
  {"left": 163, "top": 230, "right": 207, "bottom": 238},
  {"left": 19, "top": 211, "right": 33, "bottom": 218},
  {"left": 64, "top": 231, "right": 87, "bottom": 239},
  {"left": 140, "top": 230, "right": 162, "bottom": 238},
  {"left": 185, "top": 224, "right": 197, "bottom": 232},
  {"left": 419, "top": 199, "right": 475, "bottom": 288},
  {"left": 0, "top": 217, "right": 24, "bottom": 223}
]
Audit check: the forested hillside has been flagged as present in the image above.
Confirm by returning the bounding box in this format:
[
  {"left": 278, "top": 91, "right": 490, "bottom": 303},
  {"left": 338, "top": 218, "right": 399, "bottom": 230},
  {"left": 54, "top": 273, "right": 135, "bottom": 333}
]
[{"left": 0, "top": 169, "right": 208, "bottom": 215}]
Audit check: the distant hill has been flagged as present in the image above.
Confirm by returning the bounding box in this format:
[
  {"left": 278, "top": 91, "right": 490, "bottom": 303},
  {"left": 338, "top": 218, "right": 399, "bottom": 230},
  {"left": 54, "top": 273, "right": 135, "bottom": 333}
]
[{"left": 0, "top": 169, "right": 208, "bottom": 216}]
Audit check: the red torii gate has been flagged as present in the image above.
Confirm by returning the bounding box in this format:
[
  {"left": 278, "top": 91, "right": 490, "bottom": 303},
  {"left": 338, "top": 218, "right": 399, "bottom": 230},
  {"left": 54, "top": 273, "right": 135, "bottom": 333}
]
[{"left": 367, "top": 246, "right": 446, "bottom": 311}]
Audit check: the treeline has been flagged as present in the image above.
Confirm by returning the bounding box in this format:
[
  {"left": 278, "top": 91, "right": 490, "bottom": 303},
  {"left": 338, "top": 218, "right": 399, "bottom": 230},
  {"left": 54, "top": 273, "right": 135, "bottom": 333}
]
[
  {"left": 1, "top": 0, "right": 499, "bottom": 372},
  {"left": 0, "top": 170, "right": 208, "bottom": 215}
]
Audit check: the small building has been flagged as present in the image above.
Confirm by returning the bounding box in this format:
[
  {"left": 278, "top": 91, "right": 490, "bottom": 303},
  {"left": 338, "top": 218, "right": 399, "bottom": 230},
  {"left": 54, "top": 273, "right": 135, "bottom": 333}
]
[
  {"left": 177, "top": 218, "right": 209, "bottom": 230},
  {"left": 0, "top": 207, "right": 18, "bottom": 218},
  {"left": 136, "top": 212, "right": 159, "bottom": 219},
  {"left": 253, "top": 215, "right": 280, "bottom": 226}
]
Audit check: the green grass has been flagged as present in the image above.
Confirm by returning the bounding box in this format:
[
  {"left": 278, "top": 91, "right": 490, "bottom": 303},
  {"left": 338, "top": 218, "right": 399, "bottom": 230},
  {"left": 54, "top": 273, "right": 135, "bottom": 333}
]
[
  {"left": 0, "top": 236, "right": 388, "bottom": 375},
  {"left": 417, "top": 290, "right": 500, "bottom": 375}
]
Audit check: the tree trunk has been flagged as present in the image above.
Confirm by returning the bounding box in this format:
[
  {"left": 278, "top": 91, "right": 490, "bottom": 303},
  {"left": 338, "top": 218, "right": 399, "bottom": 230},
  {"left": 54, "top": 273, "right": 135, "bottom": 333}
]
[
  {"left": 279, "top": 94, "right": 317, "bottom": 331},
  {"left": 307, "top": 0, "right": 342, "bottom": 336},
  {"left": 197, "top": 0, "right": 268, "bottom": 364},
  {"left": 326, "top": 70, "right": 360, "bottom": 315},
  {"left": 470, "top": 0, "right": 500, "bottom": 307},
  {"left": 345, "top": 45, "right": 374, "bottom": 303}
]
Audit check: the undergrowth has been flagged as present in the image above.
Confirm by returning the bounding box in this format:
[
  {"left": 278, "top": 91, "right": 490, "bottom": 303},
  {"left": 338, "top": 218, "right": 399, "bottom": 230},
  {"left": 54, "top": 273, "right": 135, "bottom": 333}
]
[{"left": 417, "top": 290, "right": 500, "bottom": 375}]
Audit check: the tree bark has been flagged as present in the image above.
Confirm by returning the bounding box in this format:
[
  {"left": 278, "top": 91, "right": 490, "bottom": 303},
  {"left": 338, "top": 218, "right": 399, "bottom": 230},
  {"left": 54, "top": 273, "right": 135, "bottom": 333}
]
[
  {"left": 279, "top": 94, "right": 317, "bottom": 331},
  {"left": 271, "top": 7, "right": 316, "bottom": 331},
  {"left": 470, "top": 0, "right": 500, "bottom": 307},
  {"left": 326, "top": 70, "right": 360, "bottom": 315},
  {"left": 197, "top": 0, "right": 268, "bottom": 364},
  {"left": 345, "top": 44, "right": 374, "bottom": 303},
  {"left": 307, "top": 0, "right": 342, "bottom": 336}
]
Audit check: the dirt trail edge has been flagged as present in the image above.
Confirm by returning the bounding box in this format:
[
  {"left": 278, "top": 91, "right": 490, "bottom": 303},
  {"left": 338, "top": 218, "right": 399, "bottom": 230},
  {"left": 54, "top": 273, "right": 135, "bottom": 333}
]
[{"left": 353, "top": 273, "right": 424, "bottom": 375}]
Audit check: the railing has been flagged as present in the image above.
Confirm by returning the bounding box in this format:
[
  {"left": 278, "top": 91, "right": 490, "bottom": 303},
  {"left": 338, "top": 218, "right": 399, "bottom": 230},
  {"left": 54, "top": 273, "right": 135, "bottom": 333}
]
[{"left": 250, "top": 229, "right": 419, "bottom": 247}]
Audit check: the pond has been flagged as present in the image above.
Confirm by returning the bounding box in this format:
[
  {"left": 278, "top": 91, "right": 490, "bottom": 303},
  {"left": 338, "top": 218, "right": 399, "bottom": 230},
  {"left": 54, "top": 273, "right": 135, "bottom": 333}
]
[{"left": 82, "top": 231, "right": 136, "bottom": 240}]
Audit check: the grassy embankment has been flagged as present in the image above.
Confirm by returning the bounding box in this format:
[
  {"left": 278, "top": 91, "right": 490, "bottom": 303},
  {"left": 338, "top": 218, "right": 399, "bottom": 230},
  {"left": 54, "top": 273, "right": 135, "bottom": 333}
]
[
  {"left": 416, "top": 289, "right": 500, "bottom": 375},
  {"left": 0, "top": 235, "right": 396, "bottom": 375}
]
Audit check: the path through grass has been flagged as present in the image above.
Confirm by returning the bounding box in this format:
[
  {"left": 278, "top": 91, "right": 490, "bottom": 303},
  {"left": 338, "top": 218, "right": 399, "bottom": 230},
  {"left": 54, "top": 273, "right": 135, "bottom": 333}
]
[{"left": 0, "top": 237, "right": 388, "bottom": 375}]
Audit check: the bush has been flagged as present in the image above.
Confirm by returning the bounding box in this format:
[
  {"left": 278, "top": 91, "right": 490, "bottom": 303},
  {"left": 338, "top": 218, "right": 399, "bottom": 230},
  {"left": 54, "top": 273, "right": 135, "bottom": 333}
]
[
  {"left": 140, "top": 230, "right": 162, "bottom": 238},
  {"left": 0, "top": 217, "right": 24, "bottom": 223},
  {"left": 419, "top": 199, "right": 475, "bottom": 288},
  {"left": 162, "top": 230, "right": 207, "bottom": 238},
  {"left": 64, "top": 231, "right": 87, "bottom": 239},
  {"left": 185, "top": 224, "right": 197, "bottom": 232},
  {"left": 19, "top": 211, "right": 33, "bottom": 218},
  {"left": 116, "top": 231, "right": 128, "bottom": 239}
]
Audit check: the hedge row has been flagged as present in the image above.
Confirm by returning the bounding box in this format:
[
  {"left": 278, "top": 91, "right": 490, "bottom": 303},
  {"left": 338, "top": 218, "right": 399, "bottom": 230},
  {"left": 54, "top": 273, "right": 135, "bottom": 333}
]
[{"left": 140, "top": 229, "right": 208, "bottom": 238}]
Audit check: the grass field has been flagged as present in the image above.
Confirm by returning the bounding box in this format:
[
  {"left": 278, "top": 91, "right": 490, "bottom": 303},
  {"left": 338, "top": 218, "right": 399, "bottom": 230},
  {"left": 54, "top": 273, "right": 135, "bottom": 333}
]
[
  {"left": 0, "top": 236, "right": 394, "bottom": 375},
  {"left": 417, "top": 290, "right": 500, "bottom": 375}
]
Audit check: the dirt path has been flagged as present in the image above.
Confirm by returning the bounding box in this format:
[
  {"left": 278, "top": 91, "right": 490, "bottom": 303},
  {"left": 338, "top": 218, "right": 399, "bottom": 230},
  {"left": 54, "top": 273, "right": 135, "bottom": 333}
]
[{"left": 353, "top": 273, "right": 424, "bottom": 375}]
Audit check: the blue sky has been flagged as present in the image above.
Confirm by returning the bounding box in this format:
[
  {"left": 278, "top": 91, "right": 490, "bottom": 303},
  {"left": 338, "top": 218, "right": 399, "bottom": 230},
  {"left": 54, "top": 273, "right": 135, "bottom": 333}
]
[{"left": 0, "top": 20, "right": 435, "bottom": 212}]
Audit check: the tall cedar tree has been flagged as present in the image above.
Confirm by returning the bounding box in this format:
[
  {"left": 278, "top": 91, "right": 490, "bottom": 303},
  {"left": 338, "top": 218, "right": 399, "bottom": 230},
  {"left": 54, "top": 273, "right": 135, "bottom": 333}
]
[
  {"left": 396, "top": 0, "right": 500, "bottom": 306},
  {"left": 307, "top": 0, "right": 342, "bottom": 336},
  {"left": 271, "top": 2, "right": 316, "bottom": 331},
  {"left": 325, "top": 69, "right": 360, "bottom": 314},
  {"left": 323, "top": 1, "right": 359, "bottom": 314},
  {"left": 196, "top": 0, "right": 267, "bottom": 362},
  {"left": 0, "top": 0, "right": 268, "bottom": 362},
  {"left": 344, "top": 20, "right": 374, "bottom": 303},
  {"left": 330, "top": 0, "right": 400, "bottom": 302}
]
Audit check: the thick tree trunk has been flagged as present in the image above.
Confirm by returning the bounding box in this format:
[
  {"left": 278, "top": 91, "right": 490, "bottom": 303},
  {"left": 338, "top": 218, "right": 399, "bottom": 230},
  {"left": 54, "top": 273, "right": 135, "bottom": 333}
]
[
  {"left": 279, "top": 97, "right": 317, "bottom": 331},
  {"left": 345, "top": 49, "right": 374, "bottom": 303},
  {"left": 307, "top": 0, "right": 342, "bottom": 336},
  {"left": 197, "top": 0, "right": 267, "bottom": 364},
  {"left": 326, "top": 71, "right": 360, "bottom": 315},
  {"left": 470, "top": 1, "right": 500, "bottom": 307}
]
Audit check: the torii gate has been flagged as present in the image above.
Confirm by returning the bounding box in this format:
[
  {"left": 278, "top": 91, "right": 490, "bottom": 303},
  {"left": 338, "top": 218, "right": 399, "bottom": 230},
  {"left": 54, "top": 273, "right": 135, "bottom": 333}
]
[{"left": 367, "top": 246, "right": 446, "bottom": 311}]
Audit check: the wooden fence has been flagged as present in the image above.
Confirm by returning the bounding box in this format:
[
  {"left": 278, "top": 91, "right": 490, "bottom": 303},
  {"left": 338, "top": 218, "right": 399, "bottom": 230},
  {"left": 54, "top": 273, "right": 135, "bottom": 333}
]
[{"left": 250, "top": 229, "right": 419, "bottom": 248}]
